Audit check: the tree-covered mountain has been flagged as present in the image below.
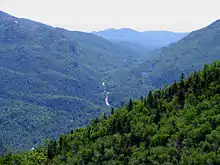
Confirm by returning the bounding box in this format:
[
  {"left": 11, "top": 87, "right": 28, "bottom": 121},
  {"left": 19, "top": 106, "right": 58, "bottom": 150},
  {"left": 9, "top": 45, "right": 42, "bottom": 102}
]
[
  {"left": 1, "top": 60, "right": 219, "bottom": 165},
  {"left": 143, "top": 19, "right": 220, "bottom": 87},
  {"left": 1, "top": 9, "right": 220, "bottom": 154},
  {"left": 107, "top": 20, "right": 220, "bottom": 106},
  {"left": 0, "top": 10, "right": 149, "bottom": 152},
  {"left": 93, "top": 28, "right": 188, "bottom": 49}
]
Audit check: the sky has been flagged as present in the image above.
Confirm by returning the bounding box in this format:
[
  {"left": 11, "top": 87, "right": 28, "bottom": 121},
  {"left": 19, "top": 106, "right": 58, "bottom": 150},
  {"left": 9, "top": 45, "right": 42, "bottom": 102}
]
[{"left": 0, "top": 0, "right": 219, "bottom": 32}]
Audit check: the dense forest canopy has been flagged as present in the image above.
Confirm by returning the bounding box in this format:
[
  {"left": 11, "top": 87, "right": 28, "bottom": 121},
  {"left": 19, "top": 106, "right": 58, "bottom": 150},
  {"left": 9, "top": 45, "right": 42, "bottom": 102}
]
[{"left": 1, "top": 61, "right": 219, "bottom": 165}]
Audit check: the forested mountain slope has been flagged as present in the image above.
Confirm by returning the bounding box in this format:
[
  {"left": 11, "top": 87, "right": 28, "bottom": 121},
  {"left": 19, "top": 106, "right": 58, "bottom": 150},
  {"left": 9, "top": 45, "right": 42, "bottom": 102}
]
[
  {"left": 145, "top": 19, "right": 220, "bottom": 87},
  {"left": 0, "top": 10, "right": 148, "bottom": 152},
  {"left": 107, "top": 20, "right": 220, "bottom": 106},
  {"left": 1, "top": 60, "right": 219, "bottom": 165}
]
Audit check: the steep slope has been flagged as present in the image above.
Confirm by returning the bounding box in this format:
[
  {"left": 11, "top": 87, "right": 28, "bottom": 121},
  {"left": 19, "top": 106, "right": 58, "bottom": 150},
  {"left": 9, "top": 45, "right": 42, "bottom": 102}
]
[
  {"left": 142, "top": 19, "right": 220, "bottom": 87},
  {"left": 0, "top": 11, "right": 148, "bottom": 152},
  {"left": 93, "top": 28, "right": 188, "bottom": 48},
  {"left": 1, "top": 61, "right": 219, "bottom": 164},
  {"left": 107, "top": 20, "right": 220, "bottom": 106}
]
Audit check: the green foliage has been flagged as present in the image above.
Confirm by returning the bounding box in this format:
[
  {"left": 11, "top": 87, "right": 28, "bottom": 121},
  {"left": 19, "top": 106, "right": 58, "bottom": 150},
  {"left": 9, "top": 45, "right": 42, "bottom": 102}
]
[{"left": 2, "top": 61, "right": 220, "bottom": 164}]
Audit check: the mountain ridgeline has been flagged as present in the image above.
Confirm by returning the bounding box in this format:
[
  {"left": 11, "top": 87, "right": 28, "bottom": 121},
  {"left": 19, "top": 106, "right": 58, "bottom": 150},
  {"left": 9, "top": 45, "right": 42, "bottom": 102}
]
[
  {"left": 1, "top": 61, "right": 219, "bottom": 164},
  {"left": 93, "top": 28, "right": 188, "bottom": 49}
]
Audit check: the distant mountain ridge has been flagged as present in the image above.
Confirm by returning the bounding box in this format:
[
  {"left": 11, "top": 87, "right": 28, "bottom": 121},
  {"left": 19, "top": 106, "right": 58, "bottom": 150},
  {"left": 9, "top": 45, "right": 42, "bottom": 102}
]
[{"left": 93, "top": 28, "right": 188, "bottom": 48}]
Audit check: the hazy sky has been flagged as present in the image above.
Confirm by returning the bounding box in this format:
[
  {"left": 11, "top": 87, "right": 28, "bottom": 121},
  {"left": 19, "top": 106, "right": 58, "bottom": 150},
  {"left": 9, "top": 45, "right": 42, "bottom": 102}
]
[{"left": 0, "top": 0, "right": 219, "bottom": 32}]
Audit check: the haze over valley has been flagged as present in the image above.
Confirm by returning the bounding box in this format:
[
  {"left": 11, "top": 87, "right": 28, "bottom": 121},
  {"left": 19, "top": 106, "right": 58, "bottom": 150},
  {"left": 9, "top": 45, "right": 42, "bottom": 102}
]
[{"left": 0, "top": 1, "right": 220, "bottom": 164}]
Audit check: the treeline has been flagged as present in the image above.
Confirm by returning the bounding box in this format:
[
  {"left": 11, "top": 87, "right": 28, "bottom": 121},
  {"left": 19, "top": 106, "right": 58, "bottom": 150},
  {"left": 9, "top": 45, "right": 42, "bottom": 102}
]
[{"left": 0, "top": 61, "right": 220, "bottom": 165}]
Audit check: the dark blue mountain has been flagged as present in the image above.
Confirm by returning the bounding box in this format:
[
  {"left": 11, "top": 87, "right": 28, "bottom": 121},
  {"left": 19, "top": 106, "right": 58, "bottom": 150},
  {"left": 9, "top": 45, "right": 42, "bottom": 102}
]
[{"left": 93, "top": 28, "right": 188, "bottom": 48}]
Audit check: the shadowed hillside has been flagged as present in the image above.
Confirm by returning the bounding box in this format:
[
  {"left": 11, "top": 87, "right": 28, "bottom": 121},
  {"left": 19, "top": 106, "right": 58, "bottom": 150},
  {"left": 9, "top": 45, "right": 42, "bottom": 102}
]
[{"left": 0, "top": 10, "right": 149, "bottom": 152}]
